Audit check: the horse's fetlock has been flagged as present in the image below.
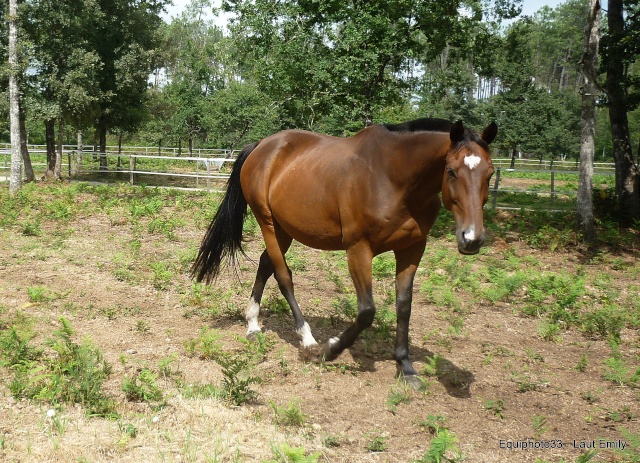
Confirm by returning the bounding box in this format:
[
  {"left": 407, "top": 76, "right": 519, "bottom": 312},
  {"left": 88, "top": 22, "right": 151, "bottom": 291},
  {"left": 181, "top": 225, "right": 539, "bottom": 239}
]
[{"left": 357, "top": 309, "right": 376, "bottom": 329}]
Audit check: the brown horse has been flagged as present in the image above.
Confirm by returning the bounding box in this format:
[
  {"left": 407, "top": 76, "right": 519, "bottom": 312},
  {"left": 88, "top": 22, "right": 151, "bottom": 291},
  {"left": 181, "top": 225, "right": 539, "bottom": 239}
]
[{"left": 192, "top": 118, "right": 497, "bottom": 385}]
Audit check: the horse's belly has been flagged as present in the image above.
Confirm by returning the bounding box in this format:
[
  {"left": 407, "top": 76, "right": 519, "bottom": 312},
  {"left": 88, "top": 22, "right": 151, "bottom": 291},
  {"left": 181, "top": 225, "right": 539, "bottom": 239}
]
[{"left": 271, "top": 195, "right": 345, "bottom": 250}]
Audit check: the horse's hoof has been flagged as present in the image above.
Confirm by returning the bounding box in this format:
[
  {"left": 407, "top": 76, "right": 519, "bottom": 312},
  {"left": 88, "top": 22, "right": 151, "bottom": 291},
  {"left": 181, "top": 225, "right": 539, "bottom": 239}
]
[
  {"left": 401, "top": 374, "right": 427, "bottom": 391},
  {"left": 245, "top": 329, "right": 261, "bottom": 340}
]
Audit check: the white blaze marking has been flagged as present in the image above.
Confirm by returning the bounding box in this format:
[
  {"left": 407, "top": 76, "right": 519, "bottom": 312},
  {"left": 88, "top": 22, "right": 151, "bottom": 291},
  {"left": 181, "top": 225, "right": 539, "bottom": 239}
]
[
  {"left": 463, "top": 226, "right": 476, "bottom": 241},
  {"left": 297, "top": 322, "right": 318, "bottom": 347},
  {"left": 246, "top": 300, "right": 261, "bottom": 336},
  {"left": 464, "top": 154, "right": 481, "bottom": 170}
]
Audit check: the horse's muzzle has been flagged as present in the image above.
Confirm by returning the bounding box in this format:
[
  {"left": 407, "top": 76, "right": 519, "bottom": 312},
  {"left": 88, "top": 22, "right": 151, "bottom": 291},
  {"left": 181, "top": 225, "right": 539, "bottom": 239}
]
[{"left": 457, "top": 227, "right": 485, "bottom": 255}]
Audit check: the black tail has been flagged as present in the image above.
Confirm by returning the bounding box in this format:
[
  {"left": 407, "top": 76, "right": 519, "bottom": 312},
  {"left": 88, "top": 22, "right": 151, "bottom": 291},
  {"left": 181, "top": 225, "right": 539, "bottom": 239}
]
[{"left": 191, "top": 142, "right": 259, "bottom": 283}]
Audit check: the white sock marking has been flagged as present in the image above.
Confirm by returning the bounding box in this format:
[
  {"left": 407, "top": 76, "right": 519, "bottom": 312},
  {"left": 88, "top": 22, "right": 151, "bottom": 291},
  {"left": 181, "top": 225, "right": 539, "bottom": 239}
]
[
  {"left": 464, "top": 154, "right": 481, "bottom": 170},
  {"left": 245, "top": 300, "right": 261, "bottom": 335},
  {"left": 297, "top": 322, "right": 318, "bottom": 347}
]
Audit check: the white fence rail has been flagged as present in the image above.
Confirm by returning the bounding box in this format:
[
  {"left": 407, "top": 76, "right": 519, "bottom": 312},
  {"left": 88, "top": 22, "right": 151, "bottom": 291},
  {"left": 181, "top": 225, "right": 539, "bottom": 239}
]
[
  {"left": 1, "top": 145, "right": 617, "bottom": 206},
  {"left": 1, "top": 143, "right": 238, "bottom": 191}
]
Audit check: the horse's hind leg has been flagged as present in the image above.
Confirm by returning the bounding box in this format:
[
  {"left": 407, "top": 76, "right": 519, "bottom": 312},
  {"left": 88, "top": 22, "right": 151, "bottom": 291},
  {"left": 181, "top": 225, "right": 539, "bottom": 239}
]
[
  {"left": 245, "top": 250, "right": 274, "bottom": 337},
  {"left": 260, "top": 224, "right": 318, "bottom": 347}
]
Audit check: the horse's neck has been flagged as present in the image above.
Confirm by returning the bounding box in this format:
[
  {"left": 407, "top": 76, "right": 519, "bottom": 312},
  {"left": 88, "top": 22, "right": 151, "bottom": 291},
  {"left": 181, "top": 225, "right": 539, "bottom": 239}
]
[{"left": 399, "top": 132, "right": 450, "bottom": 197}]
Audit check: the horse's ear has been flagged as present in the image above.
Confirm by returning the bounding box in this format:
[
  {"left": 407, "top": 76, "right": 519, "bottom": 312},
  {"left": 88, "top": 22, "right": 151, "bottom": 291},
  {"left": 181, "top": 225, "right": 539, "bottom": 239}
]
[
  {"left": 450, "top": 120, "right": 465, "bottom": 144},
  {"left": 482, "top": 122, "right": 498, "bottom": 145}
]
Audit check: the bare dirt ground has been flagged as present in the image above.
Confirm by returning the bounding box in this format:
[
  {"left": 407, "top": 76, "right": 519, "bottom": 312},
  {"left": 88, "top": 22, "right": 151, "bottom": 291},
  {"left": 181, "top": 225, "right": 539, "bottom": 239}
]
[{"left": 0, "top": 183, "right": 638, "bottom": 463}]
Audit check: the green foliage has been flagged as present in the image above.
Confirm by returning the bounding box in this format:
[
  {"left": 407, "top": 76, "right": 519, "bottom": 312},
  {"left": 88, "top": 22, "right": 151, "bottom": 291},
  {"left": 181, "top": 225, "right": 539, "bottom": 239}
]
[
  {"left": 414, "top": 429, "right": 463, "bottom": 463},
  {"left": 532, "top": 415, "right": 549, "bottom": 438},
  {"left": 422, "top": 355, "right": 447, "bottom": 378},
  {"left": 0, "top": 323, "right": 42, "bottom": 369},
  {"left": 270, "top": 400, "right": 307, "bottom": 427},
  {"left": 27, "top": 286, "right": 48, "bottom": 303},
  {"left": 122, "top": 368, "right": 164, "bottom": 404},
  {"left": 365, "top": 432, "right": 387, "bottom": 453},
  {"left": 537, "top": 320, "right": 561, "bottom": 342},
  {"left": 602, "top": 357, "right": 640, "bottom": 387},
  {"left": 617, "top": 427, "right": 640, "bottom": 462},
  {"left": 264, "top": 443, "right": 321, "bottom": 463},
  {"left": 149, "top": 261, "right": 174, "bottom": 290},
  {"left": 419, "top": 415, "right": 448, "bottom": 435},
  {"left": 372, "top": 254, "right": 395, "bottom": 279},
  {"left": 188, "top": 334, "right": 269, "bottom": 406},
  {"left": 483, "top": 399, "right": 505, "bottom": 419},
  {"left": 183, "top": 327, "right": 224, "bottom": 359},
  {"left": 386, "top": 381, "right": 411, "bottom": 414},
  {"left": 178, "top": 381, "right": 222, "bottom": 400},
  {"left": 4, "top": 317, "right": 115, "bottom": 416}
]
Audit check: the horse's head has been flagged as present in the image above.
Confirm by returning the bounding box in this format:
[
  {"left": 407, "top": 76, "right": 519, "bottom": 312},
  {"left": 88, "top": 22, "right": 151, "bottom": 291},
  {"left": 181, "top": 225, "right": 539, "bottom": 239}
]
[{"left": 441, "top": 120, "right": 498, "bottom": 255}]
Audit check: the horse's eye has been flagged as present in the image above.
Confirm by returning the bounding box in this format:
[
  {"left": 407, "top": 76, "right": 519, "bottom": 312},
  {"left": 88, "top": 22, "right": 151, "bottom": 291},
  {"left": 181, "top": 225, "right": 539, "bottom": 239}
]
[{"left": 447, "top": 168, "right": 457, "bottom": 179}]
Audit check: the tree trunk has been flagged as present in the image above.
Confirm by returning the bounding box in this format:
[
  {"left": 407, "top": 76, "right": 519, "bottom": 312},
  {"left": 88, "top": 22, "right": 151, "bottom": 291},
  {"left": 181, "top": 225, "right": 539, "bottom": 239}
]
[
  {"left": 8, "top": 0, "right": 22, "bottom": 195},
  {"left": 577, "top": 0, "right": 600, "bottom": 242},
  {"left": 45, "top": 119, "right": 57, "bottom": 179},
  {"left": 606, "top": 0, "right": 639, "bottom": 224},
  {"left": 19, "top": 105, "right": 35, "bottom": 182},
  {"left": 510, "top": 145, "right": 517, "bottom": 169}
]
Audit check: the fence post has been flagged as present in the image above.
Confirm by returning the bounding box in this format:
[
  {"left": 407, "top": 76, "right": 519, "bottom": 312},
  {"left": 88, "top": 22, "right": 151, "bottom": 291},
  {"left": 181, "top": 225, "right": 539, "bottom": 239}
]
[
  {"left": 130, "top": 154, "right": 134, "bottom": 185},
  {"left": 491, "top": 168, "right": 501, "bottom": 209},
  {"left": 206, "top": 160, "right": 211, "bottom": 193},
  {"left": 550, "top": 170, "right": 555, "bottom": 206}
]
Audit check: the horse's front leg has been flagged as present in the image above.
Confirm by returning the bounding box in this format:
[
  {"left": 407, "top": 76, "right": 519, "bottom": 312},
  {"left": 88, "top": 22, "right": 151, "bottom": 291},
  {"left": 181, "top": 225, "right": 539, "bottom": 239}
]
[
  {"left": 321, "top": 241, "right": 375, "bottom": 361},
  {"left": 394, "top": 240, "right": 426, "bottom": 389}
]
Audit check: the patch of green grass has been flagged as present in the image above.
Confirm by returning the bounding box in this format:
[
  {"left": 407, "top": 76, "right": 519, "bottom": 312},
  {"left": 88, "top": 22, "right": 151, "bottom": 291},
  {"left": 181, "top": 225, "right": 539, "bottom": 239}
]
[
  {"left": 270, "top": 399, "right": 307, "bottom": 427},
  {"left": 537, "top": 320, "right": 561, "bottom": 342},
  {"left": 27, "top": 286, "right": 48, "bottom": 303},
  {"left": 184, "top": 327, "right": 224, "bottom": 360},
  {"left": 178, "top": 381, "right": 222, "bottom": 400},
  {"left": 365, "top": 431, "right": 387, "bottom": 453},
  {"left": 372, "top": 253, "right": 395, "bottom": 279},
  {"left": 575, "top": 354, "right": 588, "bottom": 372},
  {"left": 149, "top": 261, "right": 173, "bottom": 290},
  {"left": 387, "top": 380, "right": 411, "bottom": 414},
  {"left": 579, "top": 305, "right": 626, "bottom": 342},
  {"left": 483, "top": 399, "right": 505, "bottom": 419},
  {"left": 532, "top": 415, "right": 549, "bottom": 438},
  {"left": 147, "top": 217, "right": 185, "bottom": 240},
  {"left": 616, "top": 427, "right": 640, "bottom": 463}
]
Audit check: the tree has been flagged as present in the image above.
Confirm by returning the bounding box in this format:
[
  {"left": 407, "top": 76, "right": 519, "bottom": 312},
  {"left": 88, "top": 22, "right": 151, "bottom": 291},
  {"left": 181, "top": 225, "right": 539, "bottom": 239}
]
[
  {"left": 22, "top": 0, "right": 103, "bottom": 179},
  {"left": 225, "top": 0, "right": 522, "bottom": 132},
  {"left": 600, "top": 0, "right": 640, "bottom": 224},
  {"left": 8, "top": 0, "right": 21, "bottom": 195},
  {"left": 577, "top": 0, "right": 601, "bottom": 241},
  {"left": 91, "top": 0, "right": 169, "bottom": 169}
]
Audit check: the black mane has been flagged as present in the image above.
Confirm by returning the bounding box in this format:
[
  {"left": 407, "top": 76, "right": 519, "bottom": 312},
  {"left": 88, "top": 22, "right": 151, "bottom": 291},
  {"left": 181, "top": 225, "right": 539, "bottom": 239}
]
[
  {"left": 381, "top": 117, "right": 488, "bottom": 150},
  {"left": 381, "top": 118, "right": 452, "bottom": 134}
]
